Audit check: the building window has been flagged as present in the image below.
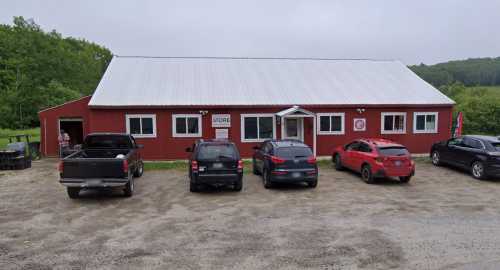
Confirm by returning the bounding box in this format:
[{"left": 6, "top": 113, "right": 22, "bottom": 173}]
[
  {"left": 126, "top": 114, "right": 156, "bottom": 138},
  {"left": 413, "top": 112, "right": 438, "bottom": 133},
  {"left": 172, "top": 114, "right": 202, "bottom": 137},
  {"left": 317, "top": 113, "right": 345, "bottom": 135},
  {"left": 241, "top": 114, "right": 275, "bottom": 142},
  {"left": 381, "top": 112, "right": 406, "bottom": 134}
]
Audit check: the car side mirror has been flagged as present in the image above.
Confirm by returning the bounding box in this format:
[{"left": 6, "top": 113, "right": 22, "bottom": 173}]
[
  {"left": 137, "top": 144, "right": 144, "bottom": 149},
  {"left": 185, "top": 147, "right": 192, "bottom": 152}
]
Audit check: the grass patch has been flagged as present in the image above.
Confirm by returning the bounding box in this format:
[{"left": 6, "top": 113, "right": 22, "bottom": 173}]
[
  {"left": 144, "top": 159, "right": 256, "bottom": 173},
  {"left": 144, "top": 161, "right": 188, "bottom": 171},
  {"left": 412, "top": 156, "right": 432, "bottom": 164},
  {"left": 0, "top": 128, "right": 40, "bottom": 149},
  {"left": 144, "top": 157, "right": 432, "bottom": 172}
]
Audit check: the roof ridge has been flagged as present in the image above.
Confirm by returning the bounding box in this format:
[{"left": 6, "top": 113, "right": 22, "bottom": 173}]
[{"left": 113, "top": 55, "right": 397, "bottom": 62}]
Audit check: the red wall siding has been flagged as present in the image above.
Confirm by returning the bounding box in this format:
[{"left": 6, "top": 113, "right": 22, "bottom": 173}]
[
  {"left": 313, "top": 107, "right": 453, "bottom": 156},
  {"left": 86, "top": 106, "right": 452, "bottom": 160},
  {"left": 38, "top": 96, "right": 92, "bottom": 157}
]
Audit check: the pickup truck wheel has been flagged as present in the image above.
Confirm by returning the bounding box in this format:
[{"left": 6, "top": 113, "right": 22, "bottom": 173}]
[
  {"left": 123, "top": 176, "right": 134, "bottom": 197},
  {"left": 399, "top": 176, "right": 411, "bottom": 183},
  {"left": 431, "top": 151, "right": 441, "bottom": 166},
  {"left": 67, "top": 187, "right": 80, "bottom": 199},
  {"left": 134, "top": 161, "right": 144, "bottom": 177},
  {"left": 263, "top": 169, "right": 273, "bottom": 189},
  {"left": 361, "top": 165, "right": 375, "bottom": 184},
  {"left": 334, "top": 154, "right": 344, "bottom": 171},
  {"left": 471, "top": 161, "right": 486, "bottom": 180}
]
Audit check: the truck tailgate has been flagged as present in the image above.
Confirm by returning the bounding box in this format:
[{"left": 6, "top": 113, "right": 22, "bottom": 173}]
[{"left": 62, "top": 159, "right": 126, "bottom": 179}]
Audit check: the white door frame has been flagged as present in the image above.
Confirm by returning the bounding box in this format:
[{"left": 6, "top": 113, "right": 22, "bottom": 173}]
[
  {"left": 275, "top": 106, "right": 317, "bottom": 156},
  {"left": 281, "top": 117, "right": 304, "bottom": 141}
]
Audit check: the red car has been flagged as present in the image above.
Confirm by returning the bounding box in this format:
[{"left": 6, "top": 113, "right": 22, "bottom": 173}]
[{"left": 332, "top": 138, "right": 415, "bottom": 184}]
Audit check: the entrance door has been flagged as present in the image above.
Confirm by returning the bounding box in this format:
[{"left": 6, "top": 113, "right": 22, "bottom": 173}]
[
  {"left": 283, "top": 118, "right": 303, "bottom": 141},
  {"left": 59, "top": 118, "right": 84, "bottom": 147}
]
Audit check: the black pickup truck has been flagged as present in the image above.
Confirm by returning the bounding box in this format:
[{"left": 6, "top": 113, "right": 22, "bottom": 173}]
[{"left": 59, "top": 133, "right": 144, "bottom": 198}]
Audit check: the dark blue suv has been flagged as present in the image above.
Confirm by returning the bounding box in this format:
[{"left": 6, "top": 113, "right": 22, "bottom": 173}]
[{"left": 252, "top": 140, "right": 318, "bottom": 188}]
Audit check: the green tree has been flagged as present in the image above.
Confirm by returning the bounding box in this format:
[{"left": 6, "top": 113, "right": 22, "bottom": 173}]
[{"left": 0, "top": 16, "right": 112, "bottom": 128}]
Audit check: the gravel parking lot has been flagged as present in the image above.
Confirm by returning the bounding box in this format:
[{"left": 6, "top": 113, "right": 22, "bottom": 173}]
[{"left": 1, "top": 159, "right": 500, "bottom": 270}]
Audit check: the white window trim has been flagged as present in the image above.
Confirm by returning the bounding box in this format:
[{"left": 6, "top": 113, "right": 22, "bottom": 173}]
[
  {"left": 316, "top": 113, "right": 345, "bottom": 135},
  {"left": 413, "top": 112, "right": 439, "bottom": 134},
  {"left": 125, "top": 114, "right": 157, "bottom": 138},
  {"left": 381, "top": 112, "right": 407, "bottom": 134},
  {"left": 240, "top": 113, "right": 276, "bottom": 143},
  {"left": 172, "top": 114, "right": 203, "bottom": 138}
]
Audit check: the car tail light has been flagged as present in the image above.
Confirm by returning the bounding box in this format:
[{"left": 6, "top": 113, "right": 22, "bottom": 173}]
[
  {"left": 58, "top": 161, "right": 64, "bottom": 173},
  {"left": 307, "top": 156, "right": 317, "bottom": 164},
  {"left": 122, "top": 159, "right": 129, "bottom": 173},
  {"left": 237, "top": 160, "right": 243, "bottom": 170},
  {"left": 191, "top": 160, "right": 198, "bottom": 172},
  {"left": 270, "top": 156, "right": 285, "bottom": 164},
  {"left": 271, "top": 171, "right": 287, "bottom": 175},
  {"left": 307, "top": 170, "right": 317, "bottom": 175}
]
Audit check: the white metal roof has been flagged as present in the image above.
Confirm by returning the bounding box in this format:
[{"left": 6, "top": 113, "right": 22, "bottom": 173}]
[{"left": 89, "top": 56, "right": 454, "bottom": 107}]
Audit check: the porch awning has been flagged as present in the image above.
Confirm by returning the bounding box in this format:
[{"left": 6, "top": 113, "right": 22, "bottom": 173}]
[{"left": 275, "top": 106, "right": 315, "bottom": 117}]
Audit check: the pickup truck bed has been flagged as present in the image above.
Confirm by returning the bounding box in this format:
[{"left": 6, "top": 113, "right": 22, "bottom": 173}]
[{"left": 59, "top": 133, "right": 144, "bottom": 199}]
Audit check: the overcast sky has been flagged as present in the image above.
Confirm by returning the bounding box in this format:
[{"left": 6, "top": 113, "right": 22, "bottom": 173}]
[{"left": 1, "top": 0, "right": 499, "bottom": 65}]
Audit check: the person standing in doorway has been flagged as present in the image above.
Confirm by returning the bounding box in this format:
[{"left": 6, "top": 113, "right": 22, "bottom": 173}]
[{"left": 58, "top": 129, "right": 70, "bottom": 158}]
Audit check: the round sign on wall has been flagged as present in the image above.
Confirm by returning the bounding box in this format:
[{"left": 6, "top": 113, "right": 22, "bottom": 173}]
[{"left": 353, "top": 118, "right": 366, "bottom": 131}]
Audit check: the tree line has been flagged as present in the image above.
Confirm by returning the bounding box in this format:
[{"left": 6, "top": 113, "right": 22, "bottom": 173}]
[
  {"left": 0, "top": 17, "right": 112, "bottom": 128},
  {"left": 410, "top": 58, "right": 500, "bottom": 135},
  {"left": 0, "top": 17, "right": 498, "bottom": 135},
  {"left": 409, "top": 57, "right": 500, "bottom": 88}
]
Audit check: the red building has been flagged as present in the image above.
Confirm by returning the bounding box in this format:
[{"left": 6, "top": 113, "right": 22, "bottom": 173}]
[{"left": 39, "top": 56, "right": 454, "bottom": 160}]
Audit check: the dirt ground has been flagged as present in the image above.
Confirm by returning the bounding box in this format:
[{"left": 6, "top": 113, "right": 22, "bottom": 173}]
[{"left": 1, "top": 159, "right": 500, "bottom": 270}]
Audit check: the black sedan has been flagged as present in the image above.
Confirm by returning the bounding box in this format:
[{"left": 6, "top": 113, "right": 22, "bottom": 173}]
[
  {"left": 430, "top": 135, "right": 500, "bottom": 179},
  {"left": 252, "top": 139, "right": 318, "bottom": 188}
]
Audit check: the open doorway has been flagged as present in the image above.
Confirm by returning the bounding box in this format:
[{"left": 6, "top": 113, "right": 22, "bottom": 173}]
[{"left": 59, "top": 118, "right": 83, "bottom": 147}]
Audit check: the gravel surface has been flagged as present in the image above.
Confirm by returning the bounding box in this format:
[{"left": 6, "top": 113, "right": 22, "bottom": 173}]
[{"left": 1, "top": 159, "right": 500, "bottom": 270}]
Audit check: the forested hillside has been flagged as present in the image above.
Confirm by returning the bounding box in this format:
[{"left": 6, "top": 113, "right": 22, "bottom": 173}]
[
  {"left": 409, "top": 58, "right": 500, "bottom": 135},
  {"left": 0, "top": 16, "right": 497, "bottom": 135},
  {"left": 409, "top": 57, "right": 500, "bottom": 88},
  {"left": 0, "top": 17, "right": 112, "bottom": 128}
]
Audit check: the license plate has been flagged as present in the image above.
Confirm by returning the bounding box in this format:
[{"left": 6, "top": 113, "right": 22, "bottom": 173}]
[
  {"left": 213, "top": 163, "right": 223, "bottom": 169},
  {"left": 87, "top": 179, "right": 101, "bottom": 186},
  {"left": 394, "top": 161, "right": 402, "bottom": 166},
  {"left": 292, "top": 172, "right": 301, "bottom": 178}
]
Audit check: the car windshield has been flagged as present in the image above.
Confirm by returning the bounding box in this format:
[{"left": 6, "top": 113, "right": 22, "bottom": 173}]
[
  {"left": 85, "top": 135, "right": 131, "bottom": 149},
  {"left": 275, "top": 147, "right": 312, "bottom": 159},
  {"left": 377, "top": 146, "right": 409, "bottom": 156},
  {"left": 491, "top": 142, "right": 500, "bottom": 151},
  {"left": 197, "top": 144, "right": 238, "bottom": 160}
]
